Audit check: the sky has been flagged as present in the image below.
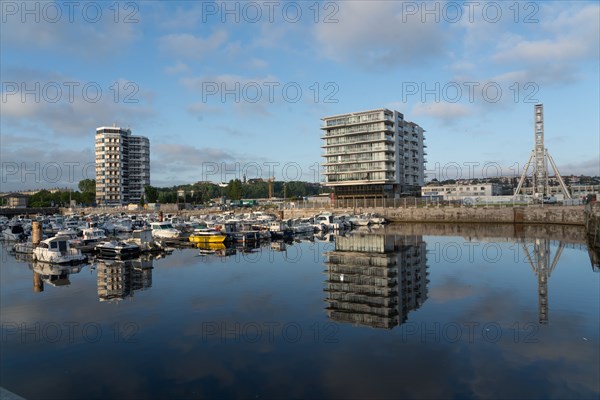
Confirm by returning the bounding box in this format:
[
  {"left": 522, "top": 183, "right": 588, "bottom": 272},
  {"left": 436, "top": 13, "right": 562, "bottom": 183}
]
[{"left": 1, "top": 0, "right": 599, "bottom": 191}]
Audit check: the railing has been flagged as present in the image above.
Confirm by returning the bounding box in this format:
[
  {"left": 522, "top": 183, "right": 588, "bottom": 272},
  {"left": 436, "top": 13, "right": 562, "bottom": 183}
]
[{"left": 283, "top": 197, "right": 588, "bottom": 210}]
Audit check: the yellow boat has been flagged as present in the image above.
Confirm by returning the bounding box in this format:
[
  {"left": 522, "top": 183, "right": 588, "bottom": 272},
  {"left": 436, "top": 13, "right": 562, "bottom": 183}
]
[
  {"left": 196, "top": 242, "right": 226, "bottom": 250},
  {"left": 188, "top": 229, "right": 227, "bottom": 244}
]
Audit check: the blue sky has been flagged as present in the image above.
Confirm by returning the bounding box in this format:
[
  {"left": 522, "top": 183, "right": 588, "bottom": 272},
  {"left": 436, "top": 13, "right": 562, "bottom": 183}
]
[{"left": 1, "top": 1, "right": 599, "bottom": 191}]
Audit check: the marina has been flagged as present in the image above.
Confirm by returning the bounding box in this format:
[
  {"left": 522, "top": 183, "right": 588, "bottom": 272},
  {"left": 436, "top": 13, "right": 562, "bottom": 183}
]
[{"left": 0, "top": 210, "right": 387, "bottom": 258}]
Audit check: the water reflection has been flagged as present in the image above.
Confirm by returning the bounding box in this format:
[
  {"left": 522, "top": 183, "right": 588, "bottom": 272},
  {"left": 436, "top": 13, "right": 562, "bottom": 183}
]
[
  {"left": 96, "top": 256, "right": 153, "bottom": 302},
  {"left": 0, "top": 224, "right": 598, "bottom": 399},
  {"left": 30, "top": 261, "right": 85, "bottom": 292},
  {"left": 324, "top": 233, "right": 428, "bottom": 329},
  {"left": 521, "top": 239, "right": 564, "bottom": 325}
]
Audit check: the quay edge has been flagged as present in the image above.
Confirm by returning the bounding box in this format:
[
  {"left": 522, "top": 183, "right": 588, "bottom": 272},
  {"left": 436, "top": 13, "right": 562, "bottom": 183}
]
[
  {"left": 584, "top": 203, "right": 600, "bottom": 267},
  {"left": 284, "top": 205, "right": 587, "bottom": 226}
]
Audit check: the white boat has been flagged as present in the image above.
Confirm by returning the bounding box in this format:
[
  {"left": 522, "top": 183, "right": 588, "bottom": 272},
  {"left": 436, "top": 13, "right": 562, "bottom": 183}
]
[
  {"left": 127, "top": 229, "right": 162, "bottom": 252},
  {"left": 348, "top": 214, "right": 372, "bottom": 227},
  {"left": 12, "top": 241, "right": 35, "bottom": 254},
  {"left": 82, "top": 227, "right": 107, "bottom": 243},
  {"left": 268, "top": 221, "right": 293, "bottom": 240},
  {"left": 368, "top": 214, "right": 387, "bottom": 225},
  {"left": 55, "top": 229, "right": 85, "bottom": 248},
  {"left": 293, "top": 218, "right": 316, "bottom": 234},
  {"left": 113, "top": 219, "right": 133, "bottom": 233},
  {"left": 150, "top": 222, "right": 181, "bottom": 239},
  {"left": 95, "top": 240, "right": 141, "bottom": 257},
  {"left": 2, "top": 224, "right": 26, "bottom": 241},
  {"left": 313, "top": 214, "right": 342, "bottom": 231},
  {"left": 33, "top": 236, "right": 87, "bottom": 264}
]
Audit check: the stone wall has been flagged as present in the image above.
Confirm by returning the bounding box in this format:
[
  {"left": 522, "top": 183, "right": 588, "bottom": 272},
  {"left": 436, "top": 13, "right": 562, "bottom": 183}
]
[{"left": 284, "top": 205, "right": 586, "bottom": 226}]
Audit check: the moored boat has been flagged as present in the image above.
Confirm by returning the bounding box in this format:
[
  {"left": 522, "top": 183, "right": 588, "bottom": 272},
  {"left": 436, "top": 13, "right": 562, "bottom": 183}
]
[
  {"left": 189, "top": 228, "right": 227, "bottom": 243},
  {"left": 95, "top": 240, "right": 141, "bottom": 258},
  {"left": 2, "top": 224, "right": 26, "bottom": 241},
  {"left": 150, "top": 222, "right": 181, "bottom": 239},
  {"left": 81, "top": 227, "right": 107, "bottom": 244},
  {"left": 33, "top": 236, "right": 87, "bottom": 264}
]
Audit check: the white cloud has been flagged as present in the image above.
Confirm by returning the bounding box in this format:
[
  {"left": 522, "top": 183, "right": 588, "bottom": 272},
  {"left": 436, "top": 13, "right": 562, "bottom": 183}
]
[
  {"left": 159, "top": 30, "right": 229, "bottom": 59},
  {"left": 494, "top": 37, "right": 588, "bottom": 64},
  {"left": 1, "top": 7, "right": 140, "bottom": 59},
  {"left": 164, "top": 61, "right": 190, "bottom": 74},
  {"left": 248, "top": 58, "right": 268, "bottom": 69},
  {"left": 491, "top": 5, "right": 599, "bottom": 74},
  {"left": 559, "top": 158, "right": 600, "bottom": 177},
  {"left": 180, "top": 73, "right": 279, "bottom": 92},
  {"left": 412, "top": 102, "right": 472, "bottom": 122},
  {"left": 187, "top": 102, "right": 223, "bottom": 119},
  {"left": 314, "top": 1, "right": 448, "bottom": 69},
  {"left": 1, "top": 70, "right": 156, "bottom": 138}
]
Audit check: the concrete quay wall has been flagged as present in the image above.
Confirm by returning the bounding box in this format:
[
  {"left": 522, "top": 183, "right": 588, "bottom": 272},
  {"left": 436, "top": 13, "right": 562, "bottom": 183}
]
[{"left": 284, "top": 206, "right": 586, "bottom": 226}]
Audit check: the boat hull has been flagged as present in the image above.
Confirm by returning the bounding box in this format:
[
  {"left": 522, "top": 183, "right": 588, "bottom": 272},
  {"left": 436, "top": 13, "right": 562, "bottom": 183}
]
[
  {"left": 189, "top": 234, "right": 226, "bottom": 243},
  {"left": 33, "top": 251, "right": 87, "bottom": 265}
]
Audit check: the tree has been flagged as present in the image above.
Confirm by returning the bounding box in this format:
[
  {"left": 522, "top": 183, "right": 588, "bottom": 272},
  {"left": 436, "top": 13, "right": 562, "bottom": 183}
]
[
  {"left": 144, "top": 185, "right": 159, "bottom": 203},
  {"left": 78, "top": 179, "right": 95, "bottom": 194},
  {"left": 227, "top": 179, "right": 243, "bottom": 200}
]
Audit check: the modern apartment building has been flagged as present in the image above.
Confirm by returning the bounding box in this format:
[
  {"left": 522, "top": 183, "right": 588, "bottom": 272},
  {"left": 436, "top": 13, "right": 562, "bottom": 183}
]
[
  {"left": 95, "top": 127, "right": 150, "bottom": 206},
  {"left": 321, "top": 108, "right": 426, "bottom": 198}
]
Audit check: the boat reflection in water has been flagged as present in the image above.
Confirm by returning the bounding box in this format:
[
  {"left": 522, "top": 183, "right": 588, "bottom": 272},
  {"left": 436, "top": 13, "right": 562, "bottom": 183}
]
[
  {"left": 324, "top": 233, "right": 428, "bottom": 329},
  {"left": 96, "top": 256, "right": 153, "bottom": 302},
  {"left": 31, "top": 261, "right": 85, "bottom": 293},
  {"left": 196, "top": 242, "right": 237, "bottom": 257}
]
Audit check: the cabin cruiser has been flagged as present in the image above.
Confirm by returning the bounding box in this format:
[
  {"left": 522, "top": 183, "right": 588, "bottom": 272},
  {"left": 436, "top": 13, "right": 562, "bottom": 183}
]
[
  {"left": 150, "top": 222, "right": 180, "bottom": 239},
  {"left": 126, "top": 229, "right": 164, "bottom": 252},
  {"left": 268, "top": 221, "right": 294, "bottom": 240},
  {"left": 95, "top": 240, "right": 141, "bottom": 258},
  {"left": 289, "top": 218, "right": 315, "bottom": 234},
  {"left": 2, "top": 224, "right": 26, "bottom": 241},
  {"left": 313, "top": 213, "right": 349, "bottom": 231},
  {"left": 33, "top": 236, "right": 87, "bottom": 264},
  {"left": 81, "top": 227, "right": 107, "bottom": 243},
  {"left": 55, "top": 229, "right": 82, "bottom": 246},
  {"left": 348, "top": 214, "right": 372, "bottom": 227}
]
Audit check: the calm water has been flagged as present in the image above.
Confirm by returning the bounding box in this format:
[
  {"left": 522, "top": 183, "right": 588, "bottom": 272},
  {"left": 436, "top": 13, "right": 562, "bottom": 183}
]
[{"left": 1, "top": 224, "right": 598, "bottom": 399}]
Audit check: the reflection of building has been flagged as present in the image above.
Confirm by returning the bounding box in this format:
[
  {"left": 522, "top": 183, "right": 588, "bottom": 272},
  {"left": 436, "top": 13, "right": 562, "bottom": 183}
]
[
  {"left": 324, "top": 233, "right": 428, "bottom": 329},
  {"left": 97, "top": 257, "right": 153, "bottom": 302},
  {"left": 30, "top": 261, "right": 85, "bottom": 292}
]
